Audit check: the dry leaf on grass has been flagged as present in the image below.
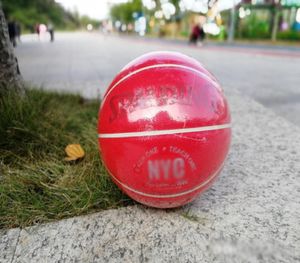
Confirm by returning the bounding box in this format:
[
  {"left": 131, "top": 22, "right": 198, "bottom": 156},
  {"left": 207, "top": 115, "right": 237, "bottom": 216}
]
[{"left": 65, "top": 144, "right": 85, "bottom": 161}]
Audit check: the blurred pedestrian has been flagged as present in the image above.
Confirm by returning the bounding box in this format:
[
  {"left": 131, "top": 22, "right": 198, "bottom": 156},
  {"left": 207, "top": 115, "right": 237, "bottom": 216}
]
[
  {"left": 199, "top": 24, "right": 205, "bottom": 43},
  {"left": 189, "top": 23, "right": 206, "bottom": 46},
  {"left": 47, "top": 23, "right": 54, "bottom": 42},
  {"left": 38, "top": 24, "right": 47, "bottom": 41},
  {"left": 8, "top": 20, "right": 17, "bottom": 47},
  {"left": 15, "top": 22, "right": 21, "bottom": 43},
  {"left": 35, "top": 23, "right": 40, "bottom": 39},
  {"left": 189, "top": 23, "right": 200, "bottom": 45}
]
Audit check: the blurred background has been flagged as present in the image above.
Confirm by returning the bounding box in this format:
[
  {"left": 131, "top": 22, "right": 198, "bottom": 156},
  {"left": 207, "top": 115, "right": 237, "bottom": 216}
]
[
  {"left": 3, "top": 0, "right": 300, "bottom": 42},
  {"left": 2, "top": 0, "right": 300, "bottom": 125}
]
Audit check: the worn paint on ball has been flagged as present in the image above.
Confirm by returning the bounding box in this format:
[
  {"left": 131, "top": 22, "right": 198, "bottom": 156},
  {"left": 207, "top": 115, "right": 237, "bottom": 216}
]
[{"left": 98, "top": 51, "right": 231, "bottom": 208}]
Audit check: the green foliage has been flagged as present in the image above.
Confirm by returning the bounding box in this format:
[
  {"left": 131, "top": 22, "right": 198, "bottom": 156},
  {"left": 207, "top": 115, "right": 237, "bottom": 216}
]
[
  {"left": 180, "top": 30, "right": 189, "bottom": 37},
  {"left": 238, "top": 13, "right": 271, "bottom": 39},
  {"left": 0, "top": 88, "right": 133, "bottom": 229},
  {"left": 80, "top": 15, "right": 101, "bottom": 28},
  {"left": 1, "top": 0, "right": 88, "bottom": 31},
  {"left": 277, "top": 30, "right": 300, "bottom": 40},
  {"left": 110, "top": 0, "right": 142, "bottom": 23}
]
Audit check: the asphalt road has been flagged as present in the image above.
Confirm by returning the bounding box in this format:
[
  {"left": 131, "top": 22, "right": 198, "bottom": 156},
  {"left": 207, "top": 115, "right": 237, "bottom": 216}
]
[{"left": 15, "top": 32, "right": 300, "bottom": 126}]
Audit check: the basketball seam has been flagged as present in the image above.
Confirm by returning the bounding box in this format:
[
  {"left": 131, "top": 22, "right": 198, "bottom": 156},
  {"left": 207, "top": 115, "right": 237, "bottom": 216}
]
[
  {"left": 101, "top": 63, "right": 220, "bottom": 107},
  {"left": 98, "top": 123, "right": 231, "bottom": 138}
]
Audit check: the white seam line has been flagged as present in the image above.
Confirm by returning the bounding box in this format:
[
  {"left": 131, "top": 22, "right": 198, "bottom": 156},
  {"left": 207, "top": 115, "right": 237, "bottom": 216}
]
[
  {"left": 98, "top": 123, "right": 231, "bottom": 138},
  {"left": 108, "top": 163, "right": 224, "bottom": 198},
  {"left": 101, "top": 63, "right": 219, "bottom": 107}
]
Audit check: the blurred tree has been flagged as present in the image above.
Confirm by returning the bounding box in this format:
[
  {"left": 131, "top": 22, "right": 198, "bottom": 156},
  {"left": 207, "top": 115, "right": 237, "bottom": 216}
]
[
  {"left": 270, "top": 1, "right": 281, "bottom": 41},
  {"left": 1, "top": 0, "right": 81, "bottom": 31},
  {"left": 110, "top": 0, "right": 142, "bottom": 23},
  {"left": 79, "top": 15, "right": 101, "bottom": 29},
  {"left": 0, "top": 2, "right": 23, "bottom": 94}
]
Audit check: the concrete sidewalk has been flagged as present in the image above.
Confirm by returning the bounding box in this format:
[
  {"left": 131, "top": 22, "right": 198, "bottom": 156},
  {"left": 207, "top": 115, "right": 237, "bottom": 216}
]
[
  {"left": 134, "top": 34, "right": 300, "bottom": 53},
  {"left": 1, "top": 89, "right": 299, "bottom": 262}
]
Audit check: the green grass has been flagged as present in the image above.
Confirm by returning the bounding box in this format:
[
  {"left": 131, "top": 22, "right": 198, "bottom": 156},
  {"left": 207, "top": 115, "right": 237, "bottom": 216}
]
[
  {"left": 0, "top": 88, "right": 133, "bottom": 229},
  {"left": 181, "top": 210, "right": 200, "bottom": 222}
]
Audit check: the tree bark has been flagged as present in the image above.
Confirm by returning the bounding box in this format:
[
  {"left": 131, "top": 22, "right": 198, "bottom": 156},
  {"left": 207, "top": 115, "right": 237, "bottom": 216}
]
[
  {"left": 271, "top": 7, "right": 280, "bottom": 41},
  {"left": 0, "top": 2, "right": 23, "bottom": 95},
  {"left": 227, "top": 2, "right": 236, "bottom": 43}
]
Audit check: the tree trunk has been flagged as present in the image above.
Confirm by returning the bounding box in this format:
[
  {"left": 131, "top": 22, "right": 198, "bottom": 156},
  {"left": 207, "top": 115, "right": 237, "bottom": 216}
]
[
  {"left": 0, "top": 2, "right": 23, "bottom": 95},
  {"left": 227, "top": 2, "right": 236, "bottom": 43},
  {"left": 271, "top": 7, "right": 280, "bottom": 41}
]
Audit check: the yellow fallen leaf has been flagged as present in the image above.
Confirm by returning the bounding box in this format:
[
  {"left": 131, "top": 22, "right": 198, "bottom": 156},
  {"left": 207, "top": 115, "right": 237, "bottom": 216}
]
[{"left": 65, "top": 144, "right": 85, "bottom": 161}]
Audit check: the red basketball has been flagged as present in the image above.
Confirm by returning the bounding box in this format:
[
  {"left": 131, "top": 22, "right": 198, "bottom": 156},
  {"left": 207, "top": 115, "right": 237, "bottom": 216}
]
[{"left": 98, "top": 51, "right": 231, "bottom": 208}]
